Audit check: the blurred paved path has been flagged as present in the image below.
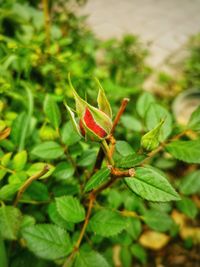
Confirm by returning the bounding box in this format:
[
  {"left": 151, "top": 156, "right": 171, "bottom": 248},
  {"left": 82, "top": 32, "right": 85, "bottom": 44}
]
[{"left": 80, "top": 0, "right": 200, "bottom": 68}]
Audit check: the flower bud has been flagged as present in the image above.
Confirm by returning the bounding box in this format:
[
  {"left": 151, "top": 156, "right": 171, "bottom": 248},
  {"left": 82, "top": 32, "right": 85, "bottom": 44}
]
[
  {"left": 39, "top": 125, "right": 59, "bottom": 141},
  {"left": 141, "top": 119, "right": 164, "bottom": 151},
  {"left": 65, "top": 75, "right": 113, "bottom": 142}
]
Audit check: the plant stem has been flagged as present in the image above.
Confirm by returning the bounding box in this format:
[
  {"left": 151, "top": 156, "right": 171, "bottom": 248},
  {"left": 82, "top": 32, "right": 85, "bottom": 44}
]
[
  {"left": 101, "top": 139, "right": 115, "bottom": 166},
  {"left": 62, "top": 193, "right": 95, "bottom": 267},
  {"left": 93, "top": 98, "right": 129, "bottom": 173},
  {"left": 13, "top": 165, "right": 49, "bottom": 207},
  {"left": 63, "top": 167, "right": 135, "bottom": 266},
  {"left": 42, "top": 0, "right": 51, "bottom": 47},
  {"left": 111, "top": 98, "right": 129, "bottom": 134}
]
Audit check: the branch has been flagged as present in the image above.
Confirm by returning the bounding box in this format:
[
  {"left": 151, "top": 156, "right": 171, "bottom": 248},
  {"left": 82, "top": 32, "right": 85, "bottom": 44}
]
[
  {"left": 111, "top": 98, "right": 129, "bottom": 134},
  {"left": 62, "top": 166, "right": 135, "bottom": 266},
  {"left": 13, "top": 165, "right": 49, "bottom": 207},
  {"left": 92, "top": 98, "right": 129, "bottom": 173}
]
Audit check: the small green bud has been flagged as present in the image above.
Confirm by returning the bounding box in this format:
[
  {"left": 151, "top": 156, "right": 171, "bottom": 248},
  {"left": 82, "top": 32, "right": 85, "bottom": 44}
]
[
  {"left": 39, "top": 126, "right": 59, "bottom": 141},
  {"left": 141, "top": 119, "right": 164, "bottom": 151}
]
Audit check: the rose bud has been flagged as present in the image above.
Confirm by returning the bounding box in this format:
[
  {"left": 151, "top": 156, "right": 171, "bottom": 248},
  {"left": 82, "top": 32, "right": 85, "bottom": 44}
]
[
  {"left": 65, "top": 75, "right": 112, "bottom": 142},
  {"left": 141, "top": 119, "right": 164, "bottom": 151}
]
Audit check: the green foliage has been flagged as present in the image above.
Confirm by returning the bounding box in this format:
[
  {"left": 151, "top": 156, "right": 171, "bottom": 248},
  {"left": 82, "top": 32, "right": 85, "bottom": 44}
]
[
  {"left": 166, "top": 140, "right": 200, "bottom": 163},
  {"left": 44, "top": 94, "right": 61, "bottom": 130},
  {"left": 56, "top": 195, "right": 85, "bottom": 223},
  {"left": 22, "top": 224, "right": 72, "bottom": 260},
  {"left": 143, "top": 209, "right": 174, "bottom": 232},
  {"left": 89, "top": 210, "right": 128, "bottom": 237},
  {"left": 184, "top": 34, "right": 200, "bottom": 88},
  {"left": 74, "top": 249, "right": 110, "bottom": 267},
  {"left": 179, "top": 170, "right": 200, "bottom": 195},
  {"left": 0, "top": 205, "right": 22, "bottom": 240},
  {"left": 125, "top": 166, "right": 180, "bottom": 202},
  {"left": 145, "top": 103, "right": 172, "bottom": 141},
  {"left": 84, "top": 167, "right": 111, "bottom": 192},
  {"left": 188, "top": 105, "right": 200, "bottom": 132},
  {"left": 0, "top": 1, "right": 199, "bottom": 266},
  {"left": 31, "top": 141, "right": 64, "bottom": 159}
]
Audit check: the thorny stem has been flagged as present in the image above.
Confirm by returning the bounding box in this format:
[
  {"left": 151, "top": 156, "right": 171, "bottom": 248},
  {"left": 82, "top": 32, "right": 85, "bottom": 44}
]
[
  {"left": 63, "top": 167, "right": 135, "bottom": 267},
  {"left": 63, "top": 101, "right": 191, "bottom": 266},
  {"left": 13, "top": 165, "right": 49, "bottom": 207},
  {"left": 42, "top": 0, "right": 51, "bottom": 47},
  {"left": 93, "top": 98, "right": 130, "bottom": 173}
]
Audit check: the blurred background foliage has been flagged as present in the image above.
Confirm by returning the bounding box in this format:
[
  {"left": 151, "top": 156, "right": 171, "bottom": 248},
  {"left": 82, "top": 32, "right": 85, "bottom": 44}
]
[{"left": 0, "top": 0, "right": 200, "bottom": 267}]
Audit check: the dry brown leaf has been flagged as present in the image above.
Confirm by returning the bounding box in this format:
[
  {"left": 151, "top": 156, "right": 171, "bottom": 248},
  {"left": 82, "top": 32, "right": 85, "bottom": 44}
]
[
  {"left": 0, "top": 127, "right": 11, "bottom": 140},
  {"left": 139, "top": 230, "right": 170, "bottom": 250},
  {"left": 180, "top": 226, "right": 200, "bottom": 243},
  {"left": 171, "top": 209, "right": 187, "bottom": 228}
]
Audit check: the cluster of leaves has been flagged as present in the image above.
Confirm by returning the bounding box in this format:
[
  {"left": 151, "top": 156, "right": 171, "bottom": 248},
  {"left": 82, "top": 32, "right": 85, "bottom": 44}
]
[
  {"left": 184, "top": 33, "right": 200, "bottom": 88},
  {"left": 0, "top": 1, "right": 200, "bottom": 267}
]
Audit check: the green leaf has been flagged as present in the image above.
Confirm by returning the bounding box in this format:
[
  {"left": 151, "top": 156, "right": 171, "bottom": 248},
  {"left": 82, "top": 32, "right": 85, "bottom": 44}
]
[
  {"left": 130, "top": 244, "right": 147, "bottom": 264},
  {"left": 166, "top": 140, "right": 200, "bottom": 163},
  {"left": 0, "top": 169, "right": 7, "bottom": 181},
  {"left": 26, "top": 163, "right": 54, "bottom": 179},
  {"left": 179, "top": 170, "right": 200, "bottom": 195},
  {"left": 12, "top": 150, "right": 27, "bottom": 171},
  {"left": 20, "top": 215, "right": 36, "bottom": 230},
  {"left": 84, "top": 167, "right": 111, "bottom": 192},
  {"left": 115, "top": 154, "right": 146, "bottom": 168},
  {"left": 77, "top": 150, "right": 96, "bottom": 167},
  {"left": 143, "top": 209, "right": 174, "bottom": 232},
  {"left": 74, "top": 249, "right": 110, "bottom": 267},
  {"left": 48, "top": 202, "right": 73, "bottom": 230},
  {"left": 31, "top": 141, "right": 64, "bottom": 159},
  {"left": 145, "top": 103, "right": 172, "bottom": 141},
  {"left": 44, "top": 94, "right": 61, "bottom": 129},
  {"left": 22, "top": 224, "right": 72, "bottom": 260},
  {"left": 10, "top": 87, "right": 34, "bottom": 151},
  {"left": 121, "top": 115, "right": 143, "bottom": 132},
  {"left": 141, "top": 119, "right": 164, "bottom": 151},
  {"left": 120, "top": 247, "right": 132, "bottom": 267},
  {"left": 125, "top": 166, "right": 180, "bottom": 202},
  {"left": 188, "top": 105, "right": 200, "bottom": 131},
  {"left": 0, "top": 182, "right": 22, "bottom": 200},
  {"left": 126, "top": 218, "right": 141, "bottom": 240},
  {"left": 56, "top": 195, "right": 85, "bottom": 223},
  {"left": 61, "top": 122, "right": 81, "bottom": 146},
  {"left": 1, "top": 152, "right": 12, "bottom": 167},
  {"left": 0, "top": 206, "right": 22, "bottom": 240},
  {"left": 25, "top": 181, "right": 49, "bottom": 201},
  {"left": 176, "top": 198, "right": 198, "bottom": 219},
  {"left": 53, "top": 162, "right": 74, "bottom": 181},
  {"left": 136, "top": 92, "right": 156, "bottom": 118},
  {"left": 115, "top": 141, "right": 135, "bottom": 156},
  {"left": 89, "top": 209, "right": 128, "bottom": 237}
]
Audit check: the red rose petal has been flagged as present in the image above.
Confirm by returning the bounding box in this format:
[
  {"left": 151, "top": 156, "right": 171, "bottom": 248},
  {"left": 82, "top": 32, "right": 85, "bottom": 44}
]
[{"left": 83, "top": 108, "right": 107, "bottom": 138}]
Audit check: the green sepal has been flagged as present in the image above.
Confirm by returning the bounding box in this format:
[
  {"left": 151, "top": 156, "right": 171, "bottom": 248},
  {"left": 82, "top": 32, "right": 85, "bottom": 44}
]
[
  {"left": 68, "top": 73, "right": 87, "bottom": 117},
  {"left": 64, "top": 102, "right": 81, "bottom": 137},
  {"left": 96, "top": 78, "right": 112, "bottom": 119},
  {"left": 141, "top": 119, "right": 164, "bottom": 151}
]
